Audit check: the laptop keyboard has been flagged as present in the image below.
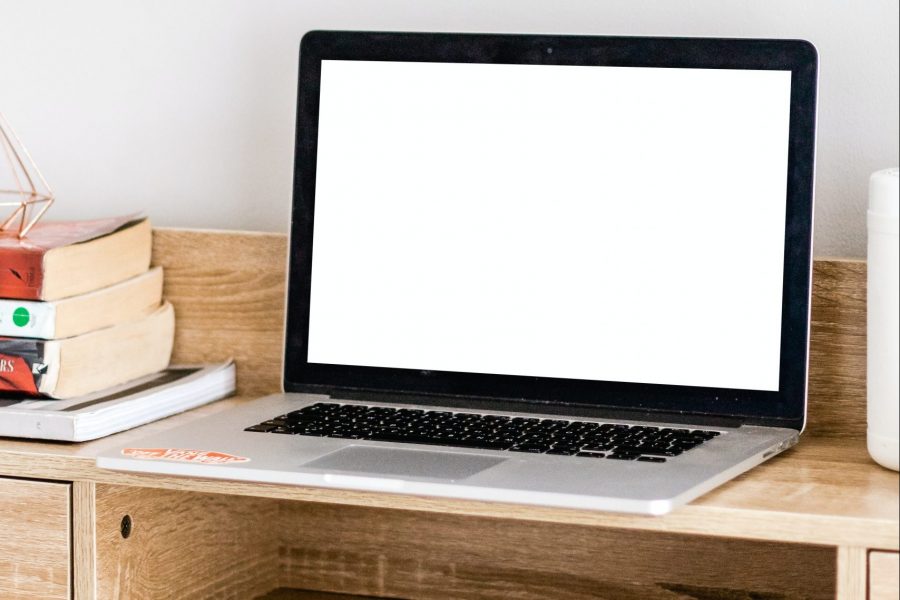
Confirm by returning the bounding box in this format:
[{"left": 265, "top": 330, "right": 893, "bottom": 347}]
[{"left": 245, "top": 403, "right": 721, "bottom": 463}]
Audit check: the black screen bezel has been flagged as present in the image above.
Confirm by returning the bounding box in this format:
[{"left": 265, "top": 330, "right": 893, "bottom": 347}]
[{"left": 285, "top": 31, "right": 817, "bottom": 431}]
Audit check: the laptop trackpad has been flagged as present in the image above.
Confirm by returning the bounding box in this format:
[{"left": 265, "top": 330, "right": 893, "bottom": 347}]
[{"left": 303, "top": 446, "right": 505, "bottom": 481}]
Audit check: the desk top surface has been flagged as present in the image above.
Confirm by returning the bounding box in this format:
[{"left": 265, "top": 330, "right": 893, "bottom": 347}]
[{"left": 0, "top": 393, "right": 896, "bottom": 551}]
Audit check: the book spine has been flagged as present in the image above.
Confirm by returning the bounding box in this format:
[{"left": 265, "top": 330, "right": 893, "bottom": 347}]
[
  {"left": 0, "top": 247, "right": 45, "bottom": 300},
  {"left": 0, "top": 338, "right": 50, "bottom": 396},
  {"left": 0, "top": 300, "right": 57, "bottom": 338}
]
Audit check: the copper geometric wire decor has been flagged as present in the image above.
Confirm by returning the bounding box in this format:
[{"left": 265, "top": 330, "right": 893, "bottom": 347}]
[{"left": 0, "top": 112, "right": 55, "bottom": 239}]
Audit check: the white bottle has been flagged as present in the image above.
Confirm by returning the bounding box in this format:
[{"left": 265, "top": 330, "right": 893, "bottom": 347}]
[{"left": 867, "top": 167, "right": 899, "bottom": 471}]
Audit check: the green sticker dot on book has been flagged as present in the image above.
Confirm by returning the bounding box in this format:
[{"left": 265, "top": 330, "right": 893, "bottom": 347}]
[{"left": 12, "top": 307, "right": 30, "bottom": 327}]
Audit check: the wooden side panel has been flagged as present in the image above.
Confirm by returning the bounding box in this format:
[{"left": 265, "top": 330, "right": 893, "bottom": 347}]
[
  {"left": 94, "top": 484, "right": 281, "bottom": 600},
  {"left": 151, "top": 229, "right": 286, "bottom": 397},
  {"left": 870, "top": 551, "right": 900, "bottom": 600},
  {"left": 151, "top": 229, "right": 867, "bottom": 435},
  {"left": 0, "top": 477, "right": 70, "bottom": 600},
  {"left": 807, "top": 260, "right": 867, "bottom": 438},
  {"left": 73, "top": 481, "right": 96, "bottom": 600},
  {"left": 277, "top": 501, "right": 837, "bottom": 600}
]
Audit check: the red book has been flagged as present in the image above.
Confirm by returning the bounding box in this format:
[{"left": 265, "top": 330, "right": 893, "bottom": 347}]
[
  {"left": 0, "top": 215, "right": 151, "bottom": 301},
  {"left": 0, "top": 349, "right": 40, "bottom": 395}
]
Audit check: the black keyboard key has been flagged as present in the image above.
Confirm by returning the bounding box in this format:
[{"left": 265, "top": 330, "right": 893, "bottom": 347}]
[
  {"left": 581, "top": 445, "right": 615, "bottom": 453},
  {"left": 575, "top": 451, "right": 605, "bottom": 458},
  {"left": 613, "top": 446, "right": 651, "bottom": 454},
  {"left": 637, "top": 456, "right": 667, "bottom": 463},
  {"left": 574, "top": 422, "right": 600, "bottom": 433},
  {"left": 606, "top": 453, "right": 638, "bottom": 460},
  {"left": 442, "top": 438, "right": 510, "bottom": 451},
  {"left": 458, "top": 439, "right": 514, "bottom": 451},
  {"left": 670, "top": 441, "right": 701, "bottom": 450}
]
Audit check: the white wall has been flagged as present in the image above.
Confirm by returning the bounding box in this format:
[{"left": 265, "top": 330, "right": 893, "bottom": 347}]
[{"left": 1, "top": 0, "right": 897, "bottom": 257}]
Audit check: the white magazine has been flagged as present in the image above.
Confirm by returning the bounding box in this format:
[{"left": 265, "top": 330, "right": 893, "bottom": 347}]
[{"left": 0, "top": 361, "right": 235, "bottom": 442}]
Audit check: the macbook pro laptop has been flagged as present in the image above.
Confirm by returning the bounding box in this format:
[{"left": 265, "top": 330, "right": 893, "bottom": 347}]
[{"left": 98, "top": 31, "right": 818, "bottom": 515}]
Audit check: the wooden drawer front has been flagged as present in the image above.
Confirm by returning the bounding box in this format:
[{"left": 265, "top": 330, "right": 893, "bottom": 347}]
[
  {"left": 0, "top": 477, "right": 71, "bottom": 599},
  {"left": 870, "top": 551, "right": 900, "bottom": 600}
]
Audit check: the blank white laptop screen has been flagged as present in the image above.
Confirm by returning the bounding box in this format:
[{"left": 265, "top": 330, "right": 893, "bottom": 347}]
[{"left": 308, "top": 60, "right": 792, "bottom": 392}]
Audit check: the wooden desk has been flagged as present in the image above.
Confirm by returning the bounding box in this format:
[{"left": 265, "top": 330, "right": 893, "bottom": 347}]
[{"left": 1, "top": 230, "right": 897, "bottom": 600}]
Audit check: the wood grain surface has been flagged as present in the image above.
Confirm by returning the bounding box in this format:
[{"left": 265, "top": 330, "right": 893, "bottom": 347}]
[
  {"left": 276, "top": 500, "right": 836, "bottom": 600},
  {"left": 807, "top": 259, "right": 867, "bottom": 438},
  {"left": 73, "top": 481, "right": 97, "bottom": 600},
  {"left": 0, "top": 477, "right": 71, "bottom": 600},
  {"left": 147, "top": 230, "right": 869, "bottom": 434},
  {"left": 87, "top": 482, "right": 837, "bottom": 600},
  {"left": 836, "top": 546, "right": 868, "bottom": 600},
  {"left": 0, "top": 432, "right": 895, "bottom": 550},
  {"left": 150, "top": 228, "right": 287, "bottom": 397},
  {"left": 869, "top": 552, "right": 900, "bottom": 600},
  {"left": 94, "top": 483, "right": 281, "bottom": 599},
  {"left": 869, "top": 551, "right": 900, "bottom": 600},
  {"left": 256, "top": 591, "right": 382, "bottom": 600}
]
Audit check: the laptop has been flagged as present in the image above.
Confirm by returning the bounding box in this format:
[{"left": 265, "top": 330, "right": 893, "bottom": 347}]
[{"left": 97, "top": 31, "right": 818, "bottom": 515}]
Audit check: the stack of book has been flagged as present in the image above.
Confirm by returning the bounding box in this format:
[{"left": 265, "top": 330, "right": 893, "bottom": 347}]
[
  {"left": 1, "top": 215, "right": 235, "bottom": 440},
  {"left": 0, "top": 215, "right": 172, "bottom": 398}
]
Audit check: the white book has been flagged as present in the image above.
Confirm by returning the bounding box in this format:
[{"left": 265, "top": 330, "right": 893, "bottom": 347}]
[
  {"left": 0, "top": 267, "right": 164, "bottom": 339},
  {"left": 0, "top": 361, "right": 235, "bottom": 442}
]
